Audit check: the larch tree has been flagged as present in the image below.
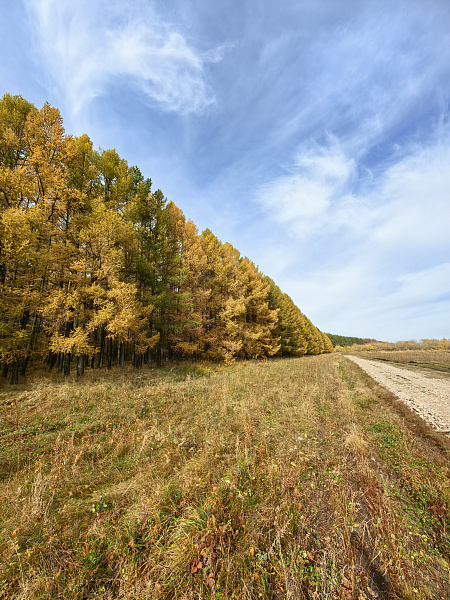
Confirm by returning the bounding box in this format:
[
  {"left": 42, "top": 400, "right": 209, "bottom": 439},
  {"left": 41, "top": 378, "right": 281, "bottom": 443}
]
[
  {"left": 265, "top": 279, "right": 309, "bottom": 356},
  {"left": 1, "top": 99, "right": 76, "bottom": 381},
  {"left": 199, "top": 231, "right": 247, "bottom": 362},
  {"left": 1, "top": 93, "right": 332, "bottom": 381},
  {"left": 237, "top": 257, "right": 280, "bottom": 358},
  {"left": 129, "top": 187, "right": 188, "bottom": 366},
  {"left": 163, "top": 205, "right": 209, "bottom": 360}
]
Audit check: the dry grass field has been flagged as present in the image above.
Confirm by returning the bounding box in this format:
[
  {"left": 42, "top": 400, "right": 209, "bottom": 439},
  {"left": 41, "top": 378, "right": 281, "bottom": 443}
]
[{"left": 1, "top": 355, "right": 449, "bottom": 599}]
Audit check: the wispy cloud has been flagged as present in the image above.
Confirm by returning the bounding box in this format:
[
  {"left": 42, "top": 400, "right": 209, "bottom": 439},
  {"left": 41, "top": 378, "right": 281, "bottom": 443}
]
[
  {"left": 247, "top": 0, "right": 450, "bottom": 340},
  {"left": 25, "top": 0, "right": 221, "bottom": 116},
  {"left": 260, "top": 134, "right": 450, "bottom": 340},
  {"left": 255, "top": 4, "right": 450, "bottom": 167},
  {"left": 390, "top": 263, "right": 450, "bottom": 310},
  {"left": 257, "top": 136, "right": 359, "bottom": 238}
]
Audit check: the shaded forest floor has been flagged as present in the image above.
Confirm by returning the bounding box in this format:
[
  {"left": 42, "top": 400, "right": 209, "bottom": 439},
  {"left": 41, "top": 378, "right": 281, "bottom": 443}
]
[{"left": 1, "top": 355, "right": 449, "bottom": 599}]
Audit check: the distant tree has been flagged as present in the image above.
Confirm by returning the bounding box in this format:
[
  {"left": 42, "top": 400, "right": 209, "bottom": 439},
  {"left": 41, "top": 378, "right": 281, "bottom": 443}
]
[{"left": 325, "top": 334, "right": 369, "bottom": 348}]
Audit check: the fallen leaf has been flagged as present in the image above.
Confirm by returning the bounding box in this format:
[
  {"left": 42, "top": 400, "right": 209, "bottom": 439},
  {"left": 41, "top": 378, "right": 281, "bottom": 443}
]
[{"left": 343, "top": 577, "right": 352, "bottom": 589}]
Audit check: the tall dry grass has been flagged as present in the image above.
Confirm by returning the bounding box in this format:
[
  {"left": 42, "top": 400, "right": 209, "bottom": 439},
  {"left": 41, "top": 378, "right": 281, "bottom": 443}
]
[{"left": 0, "top": 356, "right": 449, "bottom": 599}]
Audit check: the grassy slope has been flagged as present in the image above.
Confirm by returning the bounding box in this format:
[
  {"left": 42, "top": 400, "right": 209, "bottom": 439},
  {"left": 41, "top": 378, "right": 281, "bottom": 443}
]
[{"left": 1, "top": 355, "right": 449, "bottom": 600}]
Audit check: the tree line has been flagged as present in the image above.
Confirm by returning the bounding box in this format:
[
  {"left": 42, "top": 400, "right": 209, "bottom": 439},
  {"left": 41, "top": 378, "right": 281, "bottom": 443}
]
[
  {"left": 333, "top": 338, "right": 450, "bottom": 352},
  {"left": 0, "top": 94, "right": 332, "bottom": 383},
  {"left": 325, "top": 334, "right": 372, "bottom": 348}
]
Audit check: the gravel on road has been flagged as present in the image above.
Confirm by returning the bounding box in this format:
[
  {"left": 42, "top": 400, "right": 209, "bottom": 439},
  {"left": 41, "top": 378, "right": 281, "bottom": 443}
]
[{"left": 344, "top": 355, "right": 450, "bottom": 433}]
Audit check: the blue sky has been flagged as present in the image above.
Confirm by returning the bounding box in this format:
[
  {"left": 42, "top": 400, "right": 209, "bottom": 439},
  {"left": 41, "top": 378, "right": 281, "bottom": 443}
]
[{"left": 2, "top": 0, "right": 450, "bottom": 341}]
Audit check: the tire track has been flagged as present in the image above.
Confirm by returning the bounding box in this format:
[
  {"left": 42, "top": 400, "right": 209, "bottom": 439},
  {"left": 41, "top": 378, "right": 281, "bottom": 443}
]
[{"left": 345, "top": 355, "right": 450, "bottom": 432}]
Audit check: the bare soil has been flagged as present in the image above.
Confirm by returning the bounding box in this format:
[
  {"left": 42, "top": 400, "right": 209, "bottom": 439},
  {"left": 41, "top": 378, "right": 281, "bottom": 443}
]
[{"left": 345, "top": 355, "right": 450, "bottom": 432}]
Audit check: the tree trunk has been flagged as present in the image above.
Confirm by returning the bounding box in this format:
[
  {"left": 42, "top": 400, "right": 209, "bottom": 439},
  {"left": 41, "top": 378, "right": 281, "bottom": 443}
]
[
  {"left": 157, "top": 345, "right": 162, "bottom": 368},
  {"left": 62, "top": 321, "right": 73, "bottom": 376},
  {"left": 98, "top": 327, "right": 105, "bottom": 367},
  {"left": 48, "top": 351, "right": 57, "bottom": 371},
  {"left": 21, "top": 355, "right": 29, "bottom": 376},
  {"left": 21, "top": 309, "right": 29, "bottom": 330},
  {"left": 77, "top": 354, "right": 85, "bottom": 377},
  {"left": 107, "top": 338, "right": 112, "bottom": 369},
  {"left": 2, "top": 363, "right": 9, "bottom": 378},
  {"left": 64, "top": 353, "right": 71, "bottom": 376},
  {"left": 10, "top": 359, "right": 19, "bottom": 385},
  {"left": 119, "top": 340, "right": 125, "bottom": 369}
]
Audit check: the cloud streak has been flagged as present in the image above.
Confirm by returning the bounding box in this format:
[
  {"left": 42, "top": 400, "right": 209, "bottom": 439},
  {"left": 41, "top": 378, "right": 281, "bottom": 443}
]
[
  {"left": 25, "top": 0, "right": 220, "bottom": 116},
  {"left": 253, "top": 3, "right": 450, "bottom": 171}
]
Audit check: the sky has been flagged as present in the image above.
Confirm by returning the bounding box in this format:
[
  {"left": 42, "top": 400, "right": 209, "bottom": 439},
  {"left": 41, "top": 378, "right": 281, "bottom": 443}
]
[{"left": 1, "top": 0, "right": 450, "bottom": 342}]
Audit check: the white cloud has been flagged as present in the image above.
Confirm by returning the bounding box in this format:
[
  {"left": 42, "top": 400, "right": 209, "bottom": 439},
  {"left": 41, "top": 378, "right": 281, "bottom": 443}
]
[
  {"left": 25, "top": 0, "right": 219, "bottom": 116},
  {"left": 256, "top": 132, "right": 450, "bottom": 341},
  {"left": 288, "top": 261, "right": 450, "bottom": 342},
  {"left": 371, "top": 144, "right": 450, "bottom": 254},
  {"left": 258, "top": 137, "right": 358, "bottom": 237}
]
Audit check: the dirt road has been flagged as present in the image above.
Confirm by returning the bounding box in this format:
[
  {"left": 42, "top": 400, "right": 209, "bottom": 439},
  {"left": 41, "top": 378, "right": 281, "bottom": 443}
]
[{"left": 345, "top": 355, "right": 450, "bottom": 432}]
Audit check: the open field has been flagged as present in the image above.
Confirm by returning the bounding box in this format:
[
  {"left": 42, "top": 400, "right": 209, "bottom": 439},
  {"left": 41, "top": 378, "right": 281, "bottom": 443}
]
[
  {"left": 341, "top": 351, "right": 450, "bottom": 376},
  {"left": 1, "top": 355, "right": 449, "bottom": 599}
]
